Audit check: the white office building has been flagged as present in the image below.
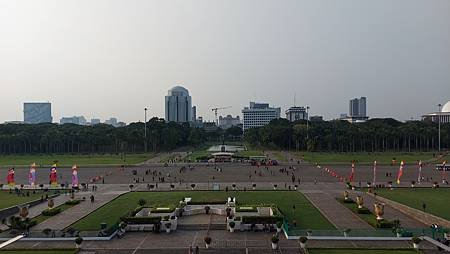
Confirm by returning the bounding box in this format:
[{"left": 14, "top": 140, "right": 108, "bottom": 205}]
[
  {"left": 285, "top": 106, "right": 308, "bottom": 122},
  {"left": 60, "top": 116, "right": 87, "bottom": 125},
  {"left": 242, "top": 102, "right": 281, "bottom": 131},
  {"left": 165, "top": 86, "right": 192, "bottom": 123}
]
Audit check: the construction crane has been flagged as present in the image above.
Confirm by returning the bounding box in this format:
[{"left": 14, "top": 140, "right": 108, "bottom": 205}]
[{"left": 211, "top": 106, "right": 232, "bottom": 126}]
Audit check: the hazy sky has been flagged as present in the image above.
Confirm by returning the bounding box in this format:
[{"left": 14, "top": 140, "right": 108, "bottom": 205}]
[{"left": 1, "top": 0, "right": 449, "bottom": 123}]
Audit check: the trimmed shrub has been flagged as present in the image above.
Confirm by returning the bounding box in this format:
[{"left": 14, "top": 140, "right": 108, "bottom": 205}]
[
  {"left": 65, "top": 200, "right": 81, "bottom": 205},
  {"left": 242, "top": 216, "right": 283, "bottom": 224},
  {"left": 356, "top": 207, "right": 370, "bottom": 214},
  {"left": 121, "top": 216, "right": 162, "bottom": 224},
  {"left": 42, "top": 208, "right": 61, "bottom": 216}
]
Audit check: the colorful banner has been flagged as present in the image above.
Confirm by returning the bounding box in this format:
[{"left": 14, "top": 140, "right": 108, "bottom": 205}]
[
  {"left": 417, "top": 160, "right": 422, "bottom": 183},
  {"left": 50, "top": 164, "right": 58, "bottom": 186},
  {"left": 72, "top": 165, "right": 79, "bottom": 188},
  {"left": 349, "top": 162, "right": 355, "bottom": 182},
  {"left": 29, "top": 162, "right": 37, "bottom": 186},
  {"left": 396, "top": 160, "right": 404, "bottom": 184},
  {"left": 373, "top": 161, "right": 377, "bottom": 185},
  {"left": 7, "top": 168, "right": 15, "bottom": 186}
]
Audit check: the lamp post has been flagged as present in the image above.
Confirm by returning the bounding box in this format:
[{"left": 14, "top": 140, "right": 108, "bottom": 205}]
[
  {"left": 306, "top": 106, "right": 310, "bottom": 140},
  {"left": 144, "top": 107, "right": 148, "bottom": 153},
  {"left": 438, "top": 104, "right": 442, "bottom": 152}
]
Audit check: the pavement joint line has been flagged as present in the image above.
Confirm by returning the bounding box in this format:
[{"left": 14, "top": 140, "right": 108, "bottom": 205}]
[{"left": 130, "top": 230, "right": 149, "bottom": 254}]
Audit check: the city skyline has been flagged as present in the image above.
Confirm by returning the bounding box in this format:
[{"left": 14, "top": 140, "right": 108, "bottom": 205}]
[{"left": 1, "top": 0, "right": 449, "bottom": 123}]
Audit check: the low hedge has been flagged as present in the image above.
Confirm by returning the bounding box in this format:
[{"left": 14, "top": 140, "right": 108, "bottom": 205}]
[
  {"left": 121, "top": 216, "right": 162, "bottom": 224},
  {"left": 150, "top": 207, "right": 175, "bottom": 213},
  {"left": 65, "top": 200, "right": 81, "bottom": 205},
  {"left": 375, "top": 220, "right": 396, "bottom": 228},
  {"left": 42, "top": 208, "right": 61, "bottom": 216},
  {"left": 188, "top": 200, "right": 226, "bottom": 205},
  {"left": 242, "top": 216, "right": 283, "bottom": 224},
  {"left": 356, "top": 207, "right": 371, "bottom": 214},
  {"left": 235, "top": 206, "right": 257, "bottom": 213}
]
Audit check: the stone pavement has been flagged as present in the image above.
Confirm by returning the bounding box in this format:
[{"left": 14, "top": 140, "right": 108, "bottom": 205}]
[
  {"left": 32, "top": 185, "right": 128, "bottom": 231},
  {"left": 16, "top": 194, "right": 71, "bottom": 219},
  {"left": 350, "top": 191, "right": 426, "bottom": 228},
  {"left": 4, "top": 230, "right": 440, "bottom": 253},
  {"left": 301, "top": 190, "right": 372, "bottom": 229}
]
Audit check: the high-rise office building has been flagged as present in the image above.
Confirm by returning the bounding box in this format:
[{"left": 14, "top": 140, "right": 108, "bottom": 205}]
[
  {"left": 242, "top": 102, "right": 281, "bottom": 131},
  {"left": 192, "top": 106, "right": 197, "bottom": 122},
  {"left": 285, "top": 106, "right": 308, "bottom": 122},
  {"left": 345, "top": 97, "right": 368, "bottom": 123},
  {"left": 23, "top": 102, "right": 52, "bottom": 124},
  {"left": 165, "top": 86, "right": 192, "bottom": 123},
  {"left": 349, "top": 97, "right": 367, "bottom": 117}
]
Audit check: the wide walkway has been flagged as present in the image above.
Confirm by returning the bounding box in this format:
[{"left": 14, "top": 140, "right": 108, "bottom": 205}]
[
  {"left": 350, "top": 191, "right": 426, "bottom": 228},
  {"left": 33, "top": 185, "right": 128, "bottom": 231},
  {"left": 16, "top": 194, "right": 70, "bottom": 219},
  {"left": 301, "top": 190, "right": 372, "bottom": 230}
]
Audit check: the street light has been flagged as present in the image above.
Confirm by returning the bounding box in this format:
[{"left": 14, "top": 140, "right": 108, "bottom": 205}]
[
  {"left": 438, "top": 104, "right": 442, "bottom": 152},
  {"left": 306, "top": 106, "right": 310, "bottom": 140},
  {"left": 144, "top": 107, "right": 148, "bottom": 153}
]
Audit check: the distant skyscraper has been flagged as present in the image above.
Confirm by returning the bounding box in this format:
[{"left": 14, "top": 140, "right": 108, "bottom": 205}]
[
  {"left": 192, "top": 106, "right": 197, "bottom": 122},
  {"left": 23, "top": 102, "right": 52, "bottom": 124},
  {"left": 285, "top": 106, "right": 308, "bottom": 122},
  {"left": 165, "top": 86, "right": 192, "bottom": 123},
  {"left": 60, "top": 116, "right": 87, "bottom": 125},
  {"left": 349, "top": 97, "right": 367, "bottom": 117},
  {"left": 242, "top": 102, "right": 281, "bottom": 131}
]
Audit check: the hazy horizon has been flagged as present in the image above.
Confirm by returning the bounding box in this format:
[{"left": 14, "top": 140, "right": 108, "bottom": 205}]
[{"left": 1, "top": 0, "right": 449, "bottom": 124}]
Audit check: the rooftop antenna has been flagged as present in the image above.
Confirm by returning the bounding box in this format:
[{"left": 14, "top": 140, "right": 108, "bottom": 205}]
[{"left": 294, "top": 93, "right": 296, "bottom": 107}]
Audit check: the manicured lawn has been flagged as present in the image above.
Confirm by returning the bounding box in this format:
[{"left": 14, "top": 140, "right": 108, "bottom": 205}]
[
  {"left": 0, "top": 191, "right": 47, "bottom": 209},
  {"left": 298, "top": 152, "right": 439, "bottom": 165},
  {"left": 0, "top": 250, "right": 76, "bottom": 254},
  {"left": 0, "top": 153, "right": 153, "bottom": 167},
  {"left": 70, "top": 191, "right": 334, "bottom": 231},
  {"left": 308, "top": 249, "right": 419, "bottom": 254},
  {"left": 375, "top": 188, "right": 450, "bottom": 221}
]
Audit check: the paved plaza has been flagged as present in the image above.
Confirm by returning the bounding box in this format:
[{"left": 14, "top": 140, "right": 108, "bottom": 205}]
[{"left": 1, "top": 152, "right": 449, "bottom": 253}]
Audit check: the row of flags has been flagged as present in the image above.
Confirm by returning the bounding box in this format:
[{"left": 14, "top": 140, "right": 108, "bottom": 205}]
[
  {"left": 347, "top": 160, "right": 447, "bottom": 184},
  {"left": 6, "top": 163, "right": 79, "bottom": 188}
]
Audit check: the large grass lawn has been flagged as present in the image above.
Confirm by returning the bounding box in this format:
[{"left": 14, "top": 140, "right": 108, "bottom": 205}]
[
  {"left": 308, "top": 249, "right": 419, "bottom": 254},
  {"left": 375, "top": 188, "right": 450, "bottom": 221},
  {"left": 298, "top": 152, "right": 441, "bottom": 165},
  {"left": 0, "top": 191, "right": 47, "bottom": 209},
  {"left": 70, "top": 191, "right": 334, "bottom": 231},
  {"left": 0, "top": 153, "right": 153, "bottom": 167}
]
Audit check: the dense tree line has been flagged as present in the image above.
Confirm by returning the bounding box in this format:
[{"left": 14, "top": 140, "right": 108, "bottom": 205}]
[
  {"left": 0, "top": 118, "right": 242, "bottom": 154},
  {"left": 244, "top": 118, "right": 450, "bottom": 152}
]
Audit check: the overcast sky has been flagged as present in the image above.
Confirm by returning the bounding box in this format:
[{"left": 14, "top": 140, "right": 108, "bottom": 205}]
[{"left": 0, "top": 0, "right": 449, "bottom": 123}]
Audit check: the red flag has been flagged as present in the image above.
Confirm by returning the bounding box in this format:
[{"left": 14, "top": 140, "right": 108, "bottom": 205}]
[
  {"left": 397, "top": 161, "right": 404, "bottom": 184},
  {"left": 349, "top": 162, "right": 355, "bottom": 182}
]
